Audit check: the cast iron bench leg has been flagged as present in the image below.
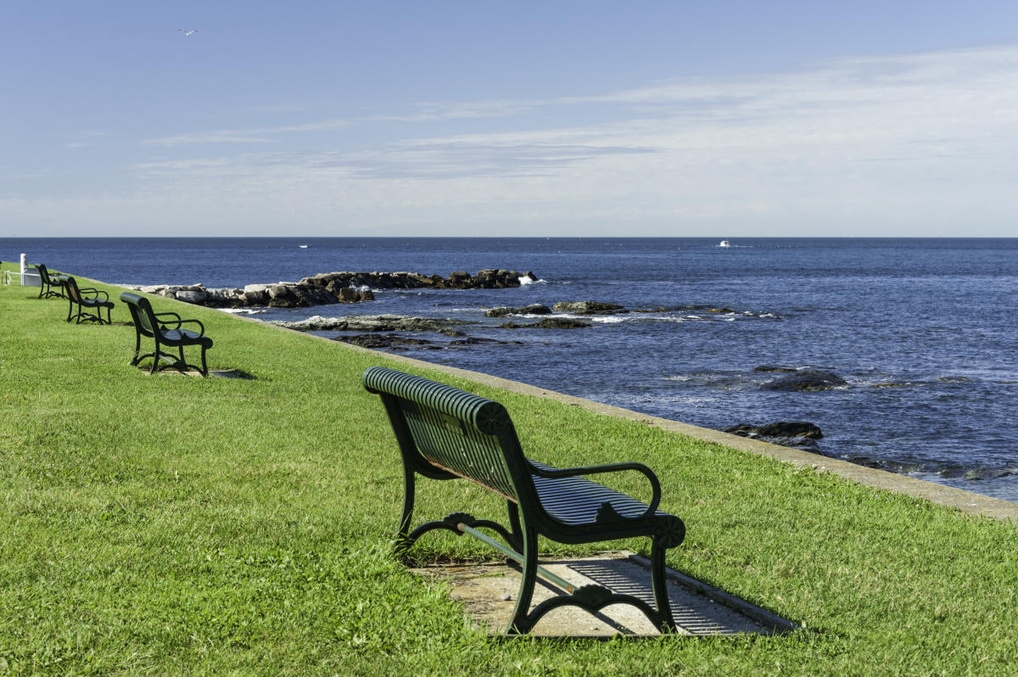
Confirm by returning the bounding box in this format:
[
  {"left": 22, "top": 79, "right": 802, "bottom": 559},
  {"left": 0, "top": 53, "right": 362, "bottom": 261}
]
[{"left": 506, "top": 528, "right": 540, "bottom": 635}]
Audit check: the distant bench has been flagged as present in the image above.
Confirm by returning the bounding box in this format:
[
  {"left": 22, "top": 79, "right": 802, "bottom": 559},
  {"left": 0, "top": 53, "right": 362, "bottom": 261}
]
[
  {"left": 362, "top": 366, "right": 685, "bottom": 634},
  {"left": 36, "top": 264, "right": 69, "bottom": 299},
  {"left": 120, "top": 292, "right": 214, "bottom": 376},
  {"left": 65, "top": 277, "right": 114, "bottom": 325}
]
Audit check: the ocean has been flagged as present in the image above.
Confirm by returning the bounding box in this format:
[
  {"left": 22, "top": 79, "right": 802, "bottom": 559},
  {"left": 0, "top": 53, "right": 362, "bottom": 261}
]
[{"left": 6, "top": 237, "right": 1017, "bottom": 502}]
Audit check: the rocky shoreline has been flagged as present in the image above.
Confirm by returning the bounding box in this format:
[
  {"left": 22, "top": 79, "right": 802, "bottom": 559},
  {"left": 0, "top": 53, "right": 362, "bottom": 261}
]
[
  {"left": 127, "top": 269, "right": 537, "bottom": 309},
  {"left": 124, "top": 271, "right": 1013, "bottom": 483}
]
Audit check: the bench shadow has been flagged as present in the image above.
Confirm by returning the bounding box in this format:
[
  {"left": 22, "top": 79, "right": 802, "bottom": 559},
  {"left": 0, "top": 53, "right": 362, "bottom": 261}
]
[{"left": 414, "top": 551, "right": 797, "bottom": 638}]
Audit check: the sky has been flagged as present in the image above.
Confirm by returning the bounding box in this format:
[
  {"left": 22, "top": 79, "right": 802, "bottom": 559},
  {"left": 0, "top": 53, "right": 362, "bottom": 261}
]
[{"left": 3, "top": 1, "right": 1018, "bottom": 238}]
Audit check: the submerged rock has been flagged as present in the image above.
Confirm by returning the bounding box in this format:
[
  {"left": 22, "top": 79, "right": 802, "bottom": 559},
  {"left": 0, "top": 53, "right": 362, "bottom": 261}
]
[
  {"left": 761, "top": 370, "right": 847, "bottom": 392},
  {"left": 725, "top": 422, "right": 824, "bottom": 439},
  {"left": 499, "top": 318, "right": 592, "bottom": 329},
  {"left": 271, "top": 314, "right": 474, "bottom": 333},
  {"left": 754, "top": 365, "right": 801, "bottom": 373},
  {"left": 448, "top": 337, "right": 524, "bottom": 347},
  {"left": 485, "top": 304, "right": 553, "bottom": 318},
  {"left": 334, "top": 334, "right": 440, "bottom": 351},
  {"left": 963, "top": 467, "right": 1018, "bottom": 481},
  {"left": 552, "top": 301, "right": 627, "bottom": 315},
  {"left": 724, "top": 421, "right": 829, "bottom": 454}
]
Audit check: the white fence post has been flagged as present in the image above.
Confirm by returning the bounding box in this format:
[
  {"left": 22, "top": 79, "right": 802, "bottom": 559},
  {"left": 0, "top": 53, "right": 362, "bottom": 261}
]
[{"left": 20, "top": 253, "right": 41, "bottom": 287}]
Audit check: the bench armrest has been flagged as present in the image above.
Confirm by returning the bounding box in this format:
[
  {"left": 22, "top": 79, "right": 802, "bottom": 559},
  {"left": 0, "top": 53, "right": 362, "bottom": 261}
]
[
  {"left": 79, "top": 287, "right": 109, "bottom": 300},
  {"left": 153, "top": 313, "right": 205, "bottom": 334},
  {"left": 176, "top": 318, "right": 206, "bottom": 334},
  {"left": 153, "top": 310, "right": 183, "bottom": 328},
  {"left": 530, "top": 461, "right": 662, "bottom": 516}
]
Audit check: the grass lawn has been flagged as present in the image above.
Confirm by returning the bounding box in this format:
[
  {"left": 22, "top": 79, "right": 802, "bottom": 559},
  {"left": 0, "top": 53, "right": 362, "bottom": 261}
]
[{"left": 2, "top": 268, "right": 1017, "bottom": 675}]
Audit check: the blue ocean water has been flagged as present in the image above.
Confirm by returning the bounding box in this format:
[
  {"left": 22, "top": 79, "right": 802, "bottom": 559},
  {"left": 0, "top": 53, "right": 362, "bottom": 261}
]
[{"left": 7, "top": 237, "right": 1017, "bottom": 501}]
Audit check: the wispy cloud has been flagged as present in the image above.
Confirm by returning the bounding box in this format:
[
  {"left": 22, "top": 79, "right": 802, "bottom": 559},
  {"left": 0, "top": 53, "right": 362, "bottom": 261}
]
[
  {"left": 14, "top": 45, "right": 1018, "bottom": 236},
  {"left": 145, "top": 132, "right": 277, "bottom": 146}
]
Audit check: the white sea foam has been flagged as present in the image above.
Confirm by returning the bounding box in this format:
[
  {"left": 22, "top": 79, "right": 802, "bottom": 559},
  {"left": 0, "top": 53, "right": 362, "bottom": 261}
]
[{"left": 218, "top": 307, "right": 266, "bottom": 315}]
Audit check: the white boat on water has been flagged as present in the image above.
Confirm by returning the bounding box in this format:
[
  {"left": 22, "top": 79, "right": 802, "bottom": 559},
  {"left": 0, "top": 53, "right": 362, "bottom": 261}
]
[{"left": 719, "top": 240, "right": 731, "bottom": 248}]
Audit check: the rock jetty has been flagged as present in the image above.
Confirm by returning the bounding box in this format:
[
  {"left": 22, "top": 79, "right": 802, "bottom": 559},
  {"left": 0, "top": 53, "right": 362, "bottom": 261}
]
[{"left": 129, "top": 269, "right": 537, "bottom": 309}]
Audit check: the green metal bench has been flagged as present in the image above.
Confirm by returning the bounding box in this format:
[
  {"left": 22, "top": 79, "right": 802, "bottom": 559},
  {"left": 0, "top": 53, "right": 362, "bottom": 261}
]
[
  {"left": 120, "top": 292, "right": 214, "bottom": 376},
  {"left": 362, "top": 366, "right": 685, "bottom": 634},
  {"left": 36, "top": 263, "right": 69, "bottom": 299},
  {"left": 65, "top": 277, "right": 114, "bottom": 324}
]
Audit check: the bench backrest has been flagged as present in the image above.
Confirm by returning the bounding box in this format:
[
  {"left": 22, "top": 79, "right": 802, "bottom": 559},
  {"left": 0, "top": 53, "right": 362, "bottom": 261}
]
[
  {"left": 64, "top": 277, "right": 84, "bottom": 303},
  {"left": 119, "top": 292, "right": 159, "bottom": 337},
  {"left": 363, "top": 366, "right": 535, "bottom": 504},
  {"left": 37, "top": 264, "right": 57, "bottom": 285}
]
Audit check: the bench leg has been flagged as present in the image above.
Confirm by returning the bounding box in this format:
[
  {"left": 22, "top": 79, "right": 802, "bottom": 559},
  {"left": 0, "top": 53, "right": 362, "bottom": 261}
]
[
  {"left": 130, "top": 333, "right": 142, "bottom": 366},
  {"left": 650, "top": 537, "right": 678, "bottom": 633},
  {"left": 505, "top": 502, "right": 524, "bottom": 553},
  {"left": 505, "top": 528, "right": 540, "bottom": 635},
  {"left": 151, "top": 339, "right": 163, "bottom": 374},
  {"left": 128, "top": 334, "right": 158, "bottom": 369},
  {"left": 393, "top": 465, "right": 417, "bottom": 557}
]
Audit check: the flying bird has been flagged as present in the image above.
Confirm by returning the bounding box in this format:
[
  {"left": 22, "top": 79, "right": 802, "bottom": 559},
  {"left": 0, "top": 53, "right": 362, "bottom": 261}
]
[{"left": 179, "top": 28, "right": 198, "bottom": 36}]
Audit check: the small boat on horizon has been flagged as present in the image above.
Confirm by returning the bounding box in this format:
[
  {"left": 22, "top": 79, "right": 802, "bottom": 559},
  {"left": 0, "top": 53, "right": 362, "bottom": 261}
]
[
  {"left": 719, "top": 240, "right": 731, "bottom": 248},
  {"left": 299, "top": 245, "right": 309, "bottom": 249}
]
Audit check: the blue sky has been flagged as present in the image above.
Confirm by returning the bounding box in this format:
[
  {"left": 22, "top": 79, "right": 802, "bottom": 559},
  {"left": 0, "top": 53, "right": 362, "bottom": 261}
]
[{"left": 3, "top": 1, "right": 1018, "bottom": 238}]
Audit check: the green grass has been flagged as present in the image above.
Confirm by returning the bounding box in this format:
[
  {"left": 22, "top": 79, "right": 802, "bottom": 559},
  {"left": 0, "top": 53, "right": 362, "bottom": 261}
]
[{"left": 2, "top": 269, "right": 1017, "bottom": 675}]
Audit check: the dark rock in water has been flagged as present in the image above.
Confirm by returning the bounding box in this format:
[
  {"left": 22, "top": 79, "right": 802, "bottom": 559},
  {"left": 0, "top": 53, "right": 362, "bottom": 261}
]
[
  {"left": 963, "top": 467, "right": 1018, "bottom": 481},
  {"left": 761, "top": 370, "right": 847, "bottom": 392},
  {"left": 449, "top": 337, "right": 524, "bottom": 347},
  {"left": 485, "top": 304, "right": 553, "bottom": 318},
  {"left": 844, "top": 456, "right": 927, "bottom": 474},
  {"left": 336, "top": 333, "right": 521, "bottom": 351},
  {"left": 500, "top": 318, "right": 592, "bottom": 329},
  {"left": 334, "top": 334, "right": 439, "bottom": 350},
  {"left": 842, "top": 458, "right": 1018, "bottom": 480},
  {"left": 724, "top": 421, "right": 829, "bottom": 454},
  {"left": 552, "top": 301, "right": 627, "bottom": 315},
  {"left": 725, "top": 421, "right": 824, "bottom": 439},
  {"left": 754, "top": 365, "right": 801, "bottom": 373},
  {"left": 272, "top": 314, "right": 474, "bottom": 333}
]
